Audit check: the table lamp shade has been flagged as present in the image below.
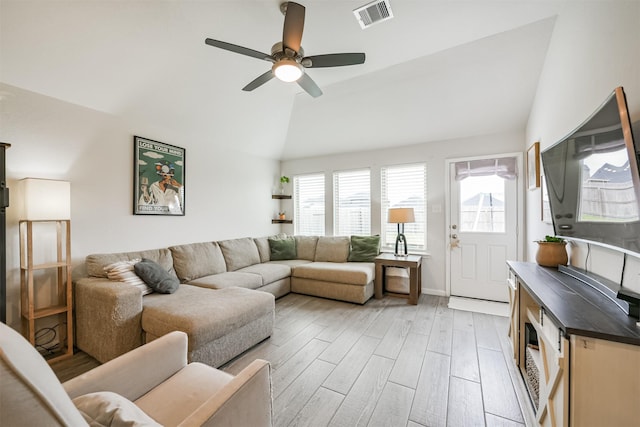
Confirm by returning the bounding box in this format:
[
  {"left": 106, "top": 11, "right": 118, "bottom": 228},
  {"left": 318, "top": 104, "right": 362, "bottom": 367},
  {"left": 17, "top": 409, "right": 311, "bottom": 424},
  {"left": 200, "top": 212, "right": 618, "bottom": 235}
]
[
  {"left": 19, "top": 178, "right": 71, "bottom": 220},
  {"left": 388, "top": 207, "right": 415, "bottom": 224}
]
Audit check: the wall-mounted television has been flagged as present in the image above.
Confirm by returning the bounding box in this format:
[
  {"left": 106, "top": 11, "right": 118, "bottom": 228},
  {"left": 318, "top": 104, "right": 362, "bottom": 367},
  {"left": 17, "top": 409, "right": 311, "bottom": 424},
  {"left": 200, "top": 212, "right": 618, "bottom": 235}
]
[{"left": 541, "top": 87, "right": 640, "bottom": 255}]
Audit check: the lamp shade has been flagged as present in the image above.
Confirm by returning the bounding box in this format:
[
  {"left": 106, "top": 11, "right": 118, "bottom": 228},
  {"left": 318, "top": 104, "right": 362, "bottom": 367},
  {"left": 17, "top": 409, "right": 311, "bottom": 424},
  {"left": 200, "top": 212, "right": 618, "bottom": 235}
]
[
  {"left": 18, "top": 178, "right": 71, "bottom": 220},
  {"left": 388, "top": 207, "right": 415, "bottom": 224}
]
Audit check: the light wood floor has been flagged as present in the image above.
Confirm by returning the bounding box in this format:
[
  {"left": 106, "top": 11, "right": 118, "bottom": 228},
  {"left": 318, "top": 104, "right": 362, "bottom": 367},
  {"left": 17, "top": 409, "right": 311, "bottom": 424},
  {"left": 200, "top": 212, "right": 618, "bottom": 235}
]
[{"left": 52, "top": 293, "right": 527, "bottom": 427}]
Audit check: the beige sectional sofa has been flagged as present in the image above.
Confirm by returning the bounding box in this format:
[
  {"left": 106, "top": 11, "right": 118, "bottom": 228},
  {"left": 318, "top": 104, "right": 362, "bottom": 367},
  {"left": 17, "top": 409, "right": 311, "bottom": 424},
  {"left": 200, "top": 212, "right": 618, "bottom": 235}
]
[{"left": 74, "top": 235, "right": 376, "bottom": 367}]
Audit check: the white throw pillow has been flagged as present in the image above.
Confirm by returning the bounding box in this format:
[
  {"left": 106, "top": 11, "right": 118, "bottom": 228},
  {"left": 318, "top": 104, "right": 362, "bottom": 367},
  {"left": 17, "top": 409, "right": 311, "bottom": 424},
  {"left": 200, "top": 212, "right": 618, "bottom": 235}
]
[
  {"left": 73, "top": 391, "right": 161, "bottom": 427},
  {"left": 104, "top": 259, "right": 153, "bottom": 295}
]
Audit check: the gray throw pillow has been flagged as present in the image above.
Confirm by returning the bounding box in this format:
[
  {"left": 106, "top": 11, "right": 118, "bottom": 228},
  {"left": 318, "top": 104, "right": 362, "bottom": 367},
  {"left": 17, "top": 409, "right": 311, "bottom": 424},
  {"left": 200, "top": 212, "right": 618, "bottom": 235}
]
[
  {"left": 348, "top": 235, "right": 381, "bottom": 262},
  {"left": 268, "top": 237, "right": 296, "bottom": 260},
  {"left": 134, "top": 258, "right": 179, "bottom": 294}
]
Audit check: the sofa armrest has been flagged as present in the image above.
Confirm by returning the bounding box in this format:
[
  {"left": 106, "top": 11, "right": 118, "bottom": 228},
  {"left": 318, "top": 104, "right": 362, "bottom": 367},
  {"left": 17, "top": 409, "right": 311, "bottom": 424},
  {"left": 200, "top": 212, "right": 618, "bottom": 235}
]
[
  {"left": 179, "top": 359, "right": 273, "bottom": 427},
  {"left": 74, "top": 277, "right": 144, "bottom": 363},
  {"left": 64, "top": 331, "right": 188, "bottom": 401}
]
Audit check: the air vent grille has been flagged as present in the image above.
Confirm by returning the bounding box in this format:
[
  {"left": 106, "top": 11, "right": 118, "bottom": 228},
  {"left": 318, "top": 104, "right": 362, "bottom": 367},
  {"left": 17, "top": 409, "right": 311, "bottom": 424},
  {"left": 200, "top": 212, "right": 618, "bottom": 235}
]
[{"left": 353, "top": 0, "right": 394, "bottom": 29}]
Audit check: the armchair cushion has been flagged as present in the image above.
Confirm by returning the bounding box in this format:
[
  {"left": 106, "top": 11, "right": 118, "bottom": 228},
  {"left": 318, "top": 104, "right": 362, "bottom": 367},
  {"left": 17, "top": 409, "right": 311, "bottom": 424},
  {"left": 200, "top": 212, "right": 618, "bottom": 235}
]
[
  {"left": 0, "top": 322, "right": 88, "bottom": 427},
  {"left": 73, "top": 391, "right": 161, "bottom": 426}
]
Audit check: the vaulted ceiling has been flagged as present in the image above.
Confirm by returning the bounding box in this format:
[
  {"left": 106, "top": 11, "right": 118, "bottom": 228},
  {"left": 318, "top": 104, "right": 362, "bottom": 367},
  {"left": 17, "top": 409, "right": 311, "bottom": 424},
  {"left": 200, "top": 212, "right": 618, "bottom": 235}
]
[{"left": 0, "top": 1, "right": 563, "bottom": 160}]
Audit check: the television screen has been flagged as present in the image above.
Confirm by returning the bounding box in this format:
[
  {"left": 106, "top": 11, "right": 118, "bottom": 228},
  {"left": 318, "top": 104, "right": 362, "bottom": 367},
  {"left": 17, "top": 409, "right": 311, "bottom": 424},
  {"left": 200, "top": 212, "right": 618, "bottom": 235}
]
[{"left": 541, "top": 87, "right": 640, "bottom": 254}]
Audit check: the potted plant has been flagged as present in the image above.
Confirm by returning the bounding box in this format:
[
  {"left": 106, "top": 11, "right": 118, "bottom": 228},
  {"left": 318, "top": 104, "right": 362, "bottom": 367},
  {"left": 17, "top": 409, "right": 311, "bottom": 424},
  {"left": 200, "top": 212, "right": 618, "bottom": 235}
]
[
  {"left": 535, "top": 235, "right": 568, "bottom": 267},
  {"left": 279, "top": 176, "right": 290, "bottom": 195},
  {"left": 278, "top": 211, "right": 286, "bottom": 220}
]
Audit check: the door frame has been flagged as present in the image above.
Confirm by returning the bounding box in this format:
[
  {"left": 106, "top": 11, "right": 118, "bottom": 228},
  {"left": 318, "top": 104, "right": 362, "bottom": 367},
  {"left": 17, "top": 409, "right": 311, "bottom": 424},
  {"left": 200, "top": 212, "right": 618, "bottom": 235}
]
[{"left": 444, "top": 152, "right": 525, "bottom": 298}]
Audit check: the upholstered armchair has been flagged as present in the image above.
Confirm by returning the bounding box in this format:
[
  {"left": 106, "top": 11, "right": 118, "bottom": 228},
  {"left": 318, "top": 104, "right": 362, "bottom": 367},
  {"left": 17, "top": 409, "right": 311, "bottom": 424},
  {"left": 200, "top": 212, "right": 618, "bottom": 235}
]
[{"left": 0, "top": 323, "right": 273, "bottom": 426}]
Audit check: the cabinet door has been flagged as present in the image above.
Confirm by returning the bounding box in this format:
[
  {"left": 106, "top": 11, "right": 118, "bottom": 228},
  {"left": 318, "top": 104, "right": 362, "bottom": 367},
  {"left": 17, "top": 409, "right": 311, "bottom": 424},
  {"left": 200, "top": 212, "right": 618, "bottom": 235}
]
[
  {"left": 507, "top": 268, "right": 519, "bottom": 361},
  {"left": 570, "top": 337, "right": 640, "bottom": 426}
]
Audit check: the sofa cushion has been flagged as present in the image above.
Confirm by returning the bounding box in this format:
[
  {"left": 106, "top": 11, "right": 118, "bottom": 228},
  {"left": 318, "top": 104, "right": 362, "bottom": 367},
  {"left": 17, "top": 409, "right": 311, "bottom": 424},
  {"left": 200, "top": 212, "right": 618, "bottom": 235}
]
[
  {"left": 238, "top": 263, "right": 291, "bottom": 285},
  {"left": 73, "top": 391, "right": 161, "bottom": 427},
  {"left": 348, "top": 235, "right": 381, "bottom": 262},
  {"left": 254, "top": 234, "right": 287, "bottom": 263},
  {"left": 268, "top": 236, "right": 296, "bottom": 260},
  {"left": 295, "top": 236, "right": 318, "bottom": 261},
  {"left": 135, "top": 258, "right": 180, "bottom": 294},
  {"left": 187, "top": 272, "right": 263, "bottom": 290},
  {"left": 292, "top": 262, "right": 374, "bottom": 285},
  {"left": 104, "top": 259, "right": 153, "bottom": 295},
  {"left": 314, "top": 236, "right": 350, "bottom": 263},
  {"left": 218, "top": 238, "right": 261, "bottom": 271},
  {"left": 142, "top": 285, "right": 275, "bottom": 350},
  {"left": 169, "top": 242, "right": 227, "bottom": 282},
  {"left": 86, "top": 248, "right": 175, "bottom": 279}
]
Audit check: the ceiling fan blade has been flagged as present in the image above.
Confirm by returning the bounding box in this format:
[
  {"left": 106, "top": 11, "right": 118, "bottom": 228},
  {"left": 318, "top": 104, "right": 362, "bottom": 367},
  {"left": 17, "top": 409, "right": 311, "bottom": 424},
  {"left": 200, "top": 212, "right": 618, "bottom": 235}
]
[
  {"left": 205, "top": 38, "right": 272, "bottom": 62},
  {"left": 297, "top": 73, "right": 322, "bottom": 98},
  {"left": 282, "top": 2, "right": 305, "bottom": 52},
  {"left": 302, "top": 53, "right": 366, "bottom": 68},
  {"left": 242, "top": 70, "right": 275, "bottom": 92}
]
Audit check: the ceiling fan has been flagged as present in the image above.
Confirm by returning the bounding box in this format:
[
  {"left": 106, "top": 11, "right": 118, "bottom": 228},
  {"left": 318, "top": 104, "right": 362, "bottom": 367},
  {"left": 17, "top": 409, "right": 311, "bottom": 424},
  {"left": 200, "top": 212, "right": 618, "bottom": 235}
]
[{"left": 205, "top": 1, "right": 366, "bottom": 98}]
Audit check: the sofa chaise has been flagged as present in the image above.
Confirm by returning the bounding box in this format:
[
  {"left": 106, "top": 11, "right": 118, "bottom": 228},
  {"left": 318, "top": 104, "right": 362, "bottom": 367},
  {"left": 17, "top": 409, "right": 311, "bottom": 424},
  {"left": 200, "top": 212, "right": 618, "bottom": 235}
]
[{"left": 74, "top": 235, "right": 377, "bottom": 367}]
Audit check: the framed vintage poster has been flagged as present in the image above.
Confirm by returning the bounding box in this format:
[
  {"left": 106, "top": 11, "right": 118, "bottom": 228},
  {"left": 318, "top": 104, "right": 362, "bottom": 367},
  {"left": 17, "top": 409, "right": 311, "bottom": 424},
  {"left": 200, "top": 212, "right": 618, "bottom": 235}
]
[
  {"left": 527, "top": 142, "right": 540, "bottom": 190},
  {"left": 133, "top": 136, "right": 185, "bottom": 215}
]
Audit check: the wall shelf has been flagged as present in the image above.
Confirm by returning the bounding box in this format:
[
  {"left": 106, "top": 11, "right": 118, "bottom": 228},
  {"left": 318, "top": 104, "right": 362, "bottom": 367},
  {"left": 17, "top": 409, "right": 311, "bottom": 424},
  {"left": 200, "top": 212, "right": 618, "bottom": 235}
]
[
  {"left": 272, "top": 194, "right": 292, "bottom": 199},
  {"left": 272, "top": 219, "right": 293, "bottom": 224}
]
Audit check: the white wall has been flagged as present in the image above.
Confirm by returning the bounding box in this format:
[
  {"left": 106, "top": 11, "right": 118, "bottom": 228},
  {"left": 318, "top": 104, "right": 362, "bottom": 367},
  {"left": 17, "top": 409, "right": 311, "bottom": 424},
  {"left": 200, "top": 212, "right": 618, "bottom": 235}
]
[
  {"left": 281, "top": 130, "right": 525, "bottom": 296},
  {"left": 525, "top": 2, "right": 640, "bottom": 291},
  {"left": 1, "top": 84, "right": 280, "bottom": 328}
]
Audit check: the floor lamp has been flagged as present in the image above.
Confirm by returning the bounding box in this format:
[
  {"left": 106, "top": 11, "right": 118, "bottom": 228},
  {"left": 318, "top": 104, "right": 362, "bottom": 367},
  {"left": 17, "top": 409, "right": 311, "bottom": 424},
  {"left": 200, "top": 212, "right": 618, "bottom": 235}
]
[{"left": 388, "top": 207, "right": 415, "bottom": 257}]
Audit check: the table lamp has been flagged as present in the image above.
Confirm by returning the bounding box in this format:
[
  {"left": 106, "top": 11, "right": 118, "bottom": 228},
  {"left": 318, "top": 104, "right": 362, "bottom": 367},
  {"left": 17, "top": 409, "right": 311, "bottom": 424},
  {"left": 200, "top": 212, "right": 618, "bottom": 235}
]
[{"left": 388, "top": 207, "right": 415, "bottom": 256}]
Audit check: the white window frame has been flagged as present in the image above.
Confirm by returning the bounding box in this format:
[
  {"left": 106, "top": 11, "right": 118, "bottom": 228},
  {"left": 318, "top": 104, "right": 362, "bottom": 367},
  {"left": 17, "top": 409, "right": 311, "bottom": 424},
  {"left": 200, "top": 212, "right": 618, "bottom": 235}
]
[
  {"left": 293, "top": 173, "right": 325, "bottom": 236},
  {"left": 333, "top": 168, "right": 371, "bottom": 236},
  {"left": 381, "top": 163, "right": 428, "bottom": 252}
]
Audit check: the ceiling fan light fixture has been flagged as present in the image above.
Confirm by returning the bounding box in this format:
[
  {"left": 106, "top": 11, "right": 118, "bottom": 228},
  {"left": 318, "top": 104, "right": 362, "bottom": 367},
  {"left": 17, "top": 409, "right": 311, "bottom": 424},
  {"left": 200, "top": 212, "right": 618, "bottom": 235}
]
[{"left": 273, "top": 59, "right": 303, "bottom": 82}]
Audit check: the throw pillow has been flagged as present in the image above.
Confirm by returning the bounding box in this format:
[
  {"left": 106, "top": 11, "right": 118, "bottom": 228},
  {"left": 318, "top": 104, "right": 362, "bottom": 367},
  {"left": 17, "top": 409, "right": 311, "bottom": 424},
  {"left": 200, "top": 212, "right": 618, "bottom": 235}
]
[
  {"left": 134, "top": 258, "right": 180, "bottom": 294},
  {"left": 73, "top": 391, "right": 162, "bottom": 427},
  {"left": 268, "top": 236, "right": 297, "bottom": 260},
  {"left": 348, "top": 235, "right": 381, "bottom": 262},
  {"left": 103, "top": 259, "right": 153, "bottom": 296}
]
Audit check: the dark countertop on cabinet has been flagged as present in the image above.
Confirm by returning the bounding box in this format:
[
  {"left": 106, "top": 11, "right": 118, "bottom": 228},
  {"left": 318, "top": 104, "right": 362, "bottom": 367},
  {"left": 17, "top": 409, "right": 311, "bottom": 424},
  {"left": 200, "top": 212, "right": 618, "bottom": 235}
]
[{"left": 507, "top": 261, "right": 640, "bottom": 346}]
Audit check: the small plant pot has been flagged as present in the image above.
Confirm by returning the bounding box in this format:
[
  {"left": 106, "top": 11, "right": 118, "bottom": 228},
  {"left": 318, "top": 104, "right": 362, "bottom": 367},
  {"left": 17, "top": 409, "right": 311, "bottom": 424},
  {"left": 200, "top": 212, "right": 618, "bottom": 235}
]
[
  {"left": 278, "top": 214, "right": 286, "bottom": 220},
  {"left": 535, "top": 241, "right": 568, "bottom": 267}
]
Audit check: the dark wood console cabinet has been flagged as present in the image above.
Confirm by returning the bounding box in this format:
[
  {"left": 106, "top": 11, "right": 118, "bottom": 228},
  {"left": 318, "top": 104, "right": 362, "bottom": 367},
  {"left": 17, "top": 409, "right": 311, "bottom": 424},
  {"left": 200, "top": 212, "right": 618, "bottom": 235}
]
[{"left": 507, "top": 261, "right": 640, "bottom": 427}]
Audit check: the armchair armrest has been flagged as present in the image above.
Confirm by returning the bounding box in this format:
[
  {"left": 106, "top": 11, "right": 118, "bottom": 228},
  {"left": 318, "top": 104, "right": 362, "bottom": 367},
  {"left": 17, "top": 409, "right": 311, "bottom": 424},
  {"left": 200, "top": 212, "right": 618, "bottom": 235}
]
[
  {"left": 74, "top": 277, "right": 144, "bottom": 363},
  {"left": 64, "top": 331, "right": 188, "bottom": 401},
  {"left": 180, "top": 359, "right": 273, "bottom": 427}
]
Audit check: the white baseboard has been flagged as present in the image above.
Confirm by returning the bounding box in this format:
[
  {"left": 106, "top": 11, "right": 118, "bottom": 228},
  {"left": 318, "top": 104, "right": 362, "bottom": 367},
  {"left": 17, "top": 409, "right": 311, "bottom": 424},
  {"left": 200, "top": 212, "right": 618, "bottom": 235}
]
[{"left": 448, "top": 296, "right": 509, "bottom": 317}]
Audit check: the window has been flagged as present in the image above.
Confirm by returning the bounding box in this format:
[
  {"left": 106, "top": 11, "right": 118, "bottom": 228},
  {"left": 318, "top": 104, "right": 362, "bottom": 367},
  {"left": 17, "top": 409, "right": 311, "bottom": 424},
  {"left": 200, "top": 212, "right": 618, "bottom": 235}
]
[
  {"left": 334, "top": 169, "right": 371, "bottom": 236},
  {"left": 381, "top": 164, "right": 427, "bottom": 251},
  {"left": 294, "top": 174, "right": 325, "bottom": 236}
]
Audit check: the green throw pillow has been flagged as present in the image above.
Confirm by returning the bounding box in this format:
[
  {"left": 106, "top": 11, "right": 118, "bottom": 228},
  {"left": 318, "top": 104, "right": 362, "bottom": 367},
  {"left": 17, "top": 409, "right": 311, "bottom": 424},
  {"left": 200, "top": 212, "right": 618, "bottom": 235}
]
[
  {"left": 134, "top": 258, "right": 180, "bottom": 294},
  {"left": 348, "top": 235, "right": 381, "bottom": 262},
  {"left": 268, "top": 237, "right": 297, "bottom": 260}
]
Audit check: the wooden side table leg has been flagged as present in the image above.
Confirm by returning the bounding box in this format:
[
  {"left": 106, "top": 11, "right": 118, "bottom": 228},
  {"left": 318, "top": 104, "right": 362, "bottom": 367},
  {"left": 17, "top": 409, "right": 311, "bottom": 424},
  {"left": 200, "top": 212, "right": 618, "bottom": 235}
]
[
  {"left": 409, "top": 267, "right": 418, "bottom": 305},
  {"left": 375, "top": 263, "right": 383, "bottom": 299}
]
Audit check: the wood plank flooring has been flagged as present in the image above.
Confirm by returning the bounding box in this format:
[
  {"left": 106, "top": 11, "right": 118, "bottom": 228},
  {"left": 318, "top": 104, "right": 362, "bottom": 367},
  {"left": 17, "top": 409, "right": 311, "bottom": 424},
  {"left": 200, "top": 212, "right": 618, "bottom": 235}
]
[{"left": 52, "top": 293, "right": 527, "bottom": 427}]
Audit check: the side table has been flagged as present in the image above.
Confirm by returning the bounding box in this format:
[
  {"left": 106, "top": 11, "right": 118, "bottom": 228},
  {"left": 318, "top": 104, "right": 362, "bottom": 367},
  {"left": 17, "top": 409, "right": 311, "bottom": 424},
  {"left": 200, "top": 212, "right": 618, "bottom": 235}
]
[{"left": 374, "top": 253, "right": 422, "bottom": 305}]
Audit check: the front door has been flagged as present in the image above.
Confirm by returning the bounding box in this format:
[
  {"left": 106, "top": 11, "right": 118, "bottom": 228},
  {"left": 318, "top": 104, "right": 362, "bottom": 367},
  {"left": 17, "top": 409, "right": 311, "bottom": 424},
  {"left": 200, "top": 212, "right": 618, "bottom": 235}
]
[{"left": 447, "top": 155, "right": 520, "bottom": 302}]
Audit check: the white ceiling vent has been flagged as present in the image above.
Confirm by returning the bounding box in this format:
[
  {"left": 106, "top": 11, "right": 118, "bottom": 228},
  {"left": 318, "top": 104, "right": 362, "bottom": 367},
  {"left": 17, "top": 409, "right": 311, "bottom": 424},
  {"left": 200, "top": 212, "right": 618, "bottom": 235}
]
[{"left": 353, "top": 0, "right": 394, "bottom": 29}]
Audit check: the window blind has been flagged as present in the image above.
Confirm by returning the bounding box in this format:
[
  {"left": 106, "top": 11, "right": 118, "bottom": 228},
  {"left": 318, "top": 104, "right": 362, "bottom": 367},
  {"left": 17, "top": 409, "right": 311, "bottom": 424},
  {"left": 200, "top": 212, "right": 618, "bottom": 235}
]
[
  {"left": 333, "top": 169, "right": 371, "bottom": 236},
  {"left": 381, "top": 163, "right": 427, "bottom": 251},
  {"left": 294, "top": 174, "right": 325, "bottom": 236}
]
